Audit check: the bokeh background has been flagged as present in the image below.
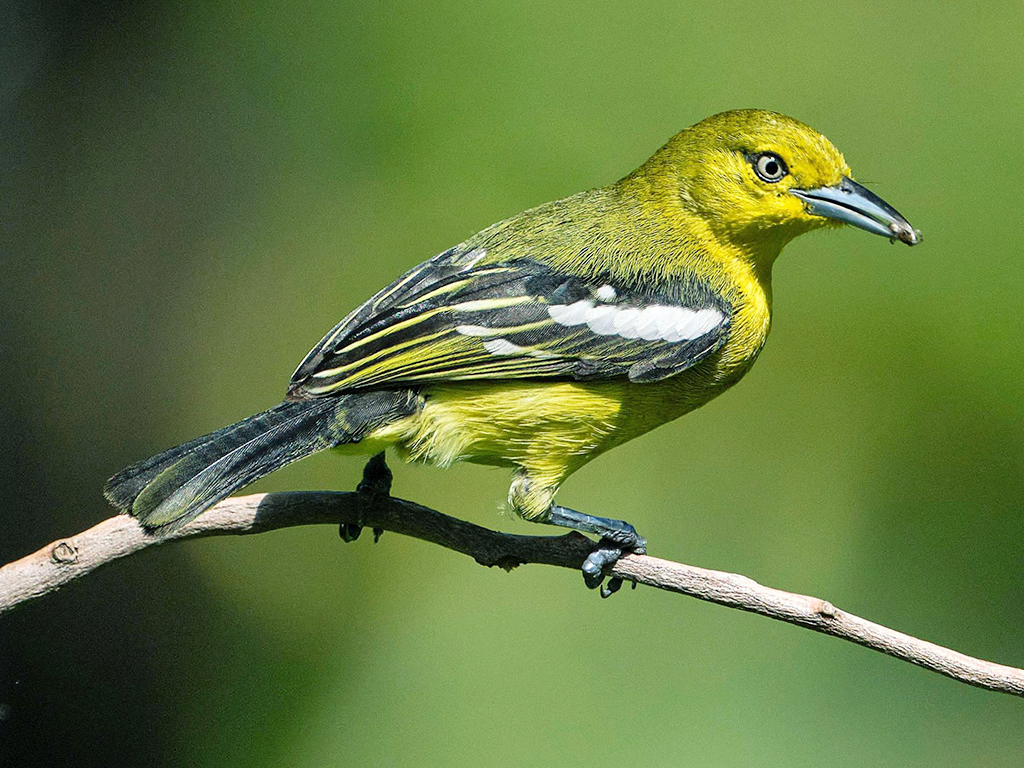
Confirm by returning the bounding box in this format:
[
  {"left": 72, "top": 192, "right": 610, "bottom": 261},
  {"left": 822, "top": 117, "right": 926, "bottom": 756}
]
[{"left": 3, "top": 1, "right": 1023, "bottom": 765}]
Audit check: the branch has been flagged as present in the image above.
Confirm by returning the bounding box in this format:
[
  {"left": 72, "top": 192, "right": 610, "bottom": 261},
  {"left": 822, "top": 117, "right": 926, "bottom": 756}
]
[{"left": 2, "top": 488, "right": 1022, "bottom": 698}]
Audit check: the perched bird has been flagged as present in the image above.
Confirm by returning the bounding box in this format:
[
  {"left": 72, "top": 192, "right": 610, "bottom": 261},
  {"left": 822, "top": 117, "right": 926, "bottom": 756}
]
[{"left": 105, "top": 109, "right": 920, "bottom": 594}]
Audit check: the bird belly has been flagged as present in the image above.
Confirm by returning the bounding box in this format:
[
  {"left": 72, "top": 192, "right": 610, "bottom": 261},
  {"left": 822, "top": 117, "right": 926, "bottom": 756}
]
[
  {"left": 367, "top": 381, "right": 621, "bottom": 471},
  {"left": 358, "top": 374, "right": 731, "bottom": 480}
]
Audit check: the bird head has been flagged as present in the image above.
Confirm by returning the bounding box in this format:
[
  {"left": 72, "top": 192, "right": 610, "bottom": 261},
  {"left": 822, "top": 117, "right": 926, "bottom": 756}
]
[{"left": 633, "top": 109, "right": 921, "bottom": 259}]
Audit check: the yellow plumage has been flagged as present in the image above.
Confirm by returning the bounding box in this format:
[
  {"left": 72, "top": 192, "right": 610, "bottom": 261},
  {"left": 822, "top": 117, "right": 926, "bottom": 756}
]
[{"left": 106, "top": 109, "right": 920, "bottom": 589}]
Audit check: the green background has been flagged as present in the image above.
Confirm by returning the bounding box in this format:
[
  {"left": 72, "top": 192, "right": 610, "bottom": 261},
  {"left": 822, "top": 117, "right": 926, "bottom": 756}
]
[{"left": 3, "top": 1, "right": 1023, "bottom": 765}]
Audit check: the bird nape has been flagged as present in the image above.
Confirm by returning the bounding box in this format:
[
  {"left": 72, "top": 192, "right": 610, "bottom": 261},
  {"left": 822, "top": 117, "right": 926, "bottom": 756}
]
[{"left": 105, "top": 109, "right": 921, "bottom": 596}]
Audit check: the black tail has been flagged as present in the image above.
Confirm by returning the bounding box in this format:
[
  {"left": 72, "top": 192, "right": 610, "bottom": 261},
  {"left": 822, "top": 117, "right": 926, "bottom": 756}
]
[{"left": 104, "top": 391, "right": 419, "bottom": 530}]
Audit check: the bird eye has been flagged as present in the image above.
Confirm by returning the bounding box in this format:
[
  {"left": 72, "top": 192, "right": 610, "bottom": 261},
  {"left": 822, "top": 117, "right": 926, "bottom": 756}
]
[{"left": 752, "top": 152, "right": 788, "bottom": 183}]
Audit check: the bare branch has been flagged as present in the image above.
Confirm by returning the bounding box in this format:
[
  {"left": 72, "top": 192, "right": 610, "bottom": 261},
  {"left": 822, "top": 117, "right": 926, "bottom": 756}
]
[{"left": 2, "top": 489, "right": 1022, "bottom": 698}]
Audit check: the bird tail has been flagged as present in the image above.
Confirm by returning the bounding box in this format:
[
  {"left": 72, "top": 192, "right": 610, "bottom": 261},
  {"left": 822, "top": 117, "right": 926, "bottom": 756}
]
[{"left": 104, "top": 391, "right": 419, "bottom": 530}]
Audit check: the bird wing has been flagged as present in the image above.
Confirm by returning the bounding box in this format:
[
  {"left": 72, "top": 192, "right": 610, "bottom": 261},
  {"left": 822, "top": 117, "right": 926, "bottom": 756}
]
[{"left": 288, "top": 246, "right": 731, "bottom": 398}]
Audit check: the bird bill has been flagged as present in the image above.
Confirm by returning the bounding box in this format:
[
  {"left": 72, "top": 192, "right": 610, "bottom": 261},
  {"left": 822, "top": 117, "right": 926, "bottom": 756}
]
[{"left": 791, "top": 177, "right": 922, "bottom": 245}]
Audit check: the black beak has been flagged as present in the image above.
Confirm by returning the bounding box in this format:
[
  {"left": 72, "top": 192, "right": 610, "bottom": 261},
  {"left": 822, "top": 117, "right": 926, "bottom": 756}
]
[{"left": 791, "top": 177, "right": 922, "bottom": 246}]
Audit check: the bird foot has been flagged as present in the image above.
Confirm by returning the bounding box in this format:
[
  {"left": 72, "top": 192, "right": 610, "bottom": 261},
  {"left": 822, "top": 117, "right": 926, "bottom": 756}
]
[
  {"left": 341, "top": 452, "right": 391, "bottom": 543},
  {"left": 548, "top": 506, "right": 646, "bottom": 597},
  {"left": 581, "top": 541, "right": 643, "bottom": 597}
]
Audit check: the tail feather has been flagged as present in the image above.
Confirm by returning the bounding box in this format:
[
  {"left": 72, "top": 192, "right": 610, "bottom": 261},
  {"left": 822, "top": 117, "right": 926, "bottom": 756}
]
[
  {"left": 105, "top": 391, "right": 419, "bottom": 530},
  {"left": 103, "top": 402, "right": 300, "bottom": 510}
]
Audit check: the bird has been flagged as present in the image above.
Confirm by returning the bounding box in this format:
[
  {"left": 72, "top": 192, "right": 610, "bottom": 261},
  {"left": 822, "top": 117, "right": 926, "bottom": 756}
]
[{"left": 105, "top": 109, "right": 921, "bottom": 595}]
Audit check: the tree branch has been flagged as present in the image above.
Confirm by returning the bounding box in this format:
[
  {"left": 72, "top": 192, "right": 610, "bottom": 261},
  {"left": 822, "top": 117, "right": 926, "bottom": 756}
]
[{"left": 2, "top": 488, "right": 1022, "bottom": 698}]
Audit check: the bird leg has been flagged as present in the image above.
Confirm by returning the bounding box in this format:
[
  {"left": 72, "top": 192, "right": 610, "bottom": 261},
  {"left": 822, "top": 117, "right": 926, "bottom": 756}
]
[
  {"left": 341, "top": 452, "right": 391, "bottom": 542},
  {"left": 547, "top": 505, "right": 647, "bottom": 597}
]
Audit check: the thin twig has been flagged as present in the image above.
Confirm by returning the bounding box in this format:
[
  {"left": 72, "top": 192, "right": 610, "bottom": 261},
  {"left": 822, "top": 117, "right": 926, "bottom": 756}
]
[{"left": 1, "top": 488, "right": 1022, "bottom": 698}]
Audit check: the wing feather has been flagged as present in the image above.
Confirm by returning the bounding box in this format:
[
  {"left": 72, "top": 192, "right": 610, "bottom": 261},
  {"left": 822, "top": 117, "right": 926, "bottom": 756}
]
[{"left": 288, "top": 248, "right": 731, "bottom": 397}]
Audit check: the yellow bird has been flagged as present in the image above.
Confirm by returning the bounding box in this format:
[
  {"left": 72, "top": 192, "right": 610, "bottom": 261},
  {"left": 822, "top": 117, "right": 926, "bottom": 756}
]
[{"left": 105, "top": 109, "right": 920, "bottom": 595}]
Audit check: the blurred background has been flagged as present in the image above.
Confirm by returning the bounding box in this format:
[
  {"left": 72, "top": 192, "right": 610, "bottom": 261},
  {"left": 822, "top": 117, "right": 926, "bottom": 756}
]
[{"left": 3, "top": 0, "right": 1023, "bottom": 765}]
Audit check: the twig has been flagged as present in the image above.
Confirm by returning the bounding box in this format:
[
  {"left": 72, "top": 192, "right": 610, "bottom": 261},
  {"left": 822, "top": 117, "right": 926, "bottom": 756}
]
[{"left": 1, "top": 488, "right": 1022, "bottom": 697}]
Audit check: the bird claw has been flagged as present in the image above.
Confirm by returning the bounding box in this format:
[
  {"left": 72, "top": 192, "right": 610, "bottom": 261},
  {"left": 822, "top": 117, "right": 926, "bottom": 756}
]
[
  {"left": 339, "top": 523, "right": 385, "bottom": 543},
  {"left": 546, "top": 506, "right": 645, "bottom": 597},
  {"left": 341, "top": 453, "right": 392, "bottom": 544},
  {"left": 601, "top": 577, "right": 624, "bottom": 598},
  {"left": 339, "top": 522, "right": 363, "bottom": 542},
  {"left": 581, "top": 535, "right": 644, "bottom": 596}
]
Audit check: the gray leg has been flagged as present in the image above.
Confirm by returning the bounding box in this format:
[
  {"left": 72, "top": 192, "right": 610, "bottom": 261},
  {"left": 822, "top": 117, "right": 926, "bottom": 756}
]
[{"left": 548, "top": 505, "right": 647, "bottom": 597}]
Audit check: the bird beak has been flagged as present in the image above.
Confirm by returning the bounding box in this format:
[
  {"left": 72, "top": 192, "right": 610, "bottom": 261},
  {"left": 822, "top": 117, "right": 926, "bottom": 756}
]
[{"left": 791, "top": 177, "right": 922, "bottom": 246}]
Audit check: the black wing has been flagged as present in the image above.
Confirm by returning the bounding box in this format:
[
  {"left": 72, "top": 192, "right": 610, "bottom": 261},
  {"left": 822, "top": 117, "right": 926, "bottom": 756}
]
[{"left": 288, "top": 247, "right": 731, "bottom": 397}]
